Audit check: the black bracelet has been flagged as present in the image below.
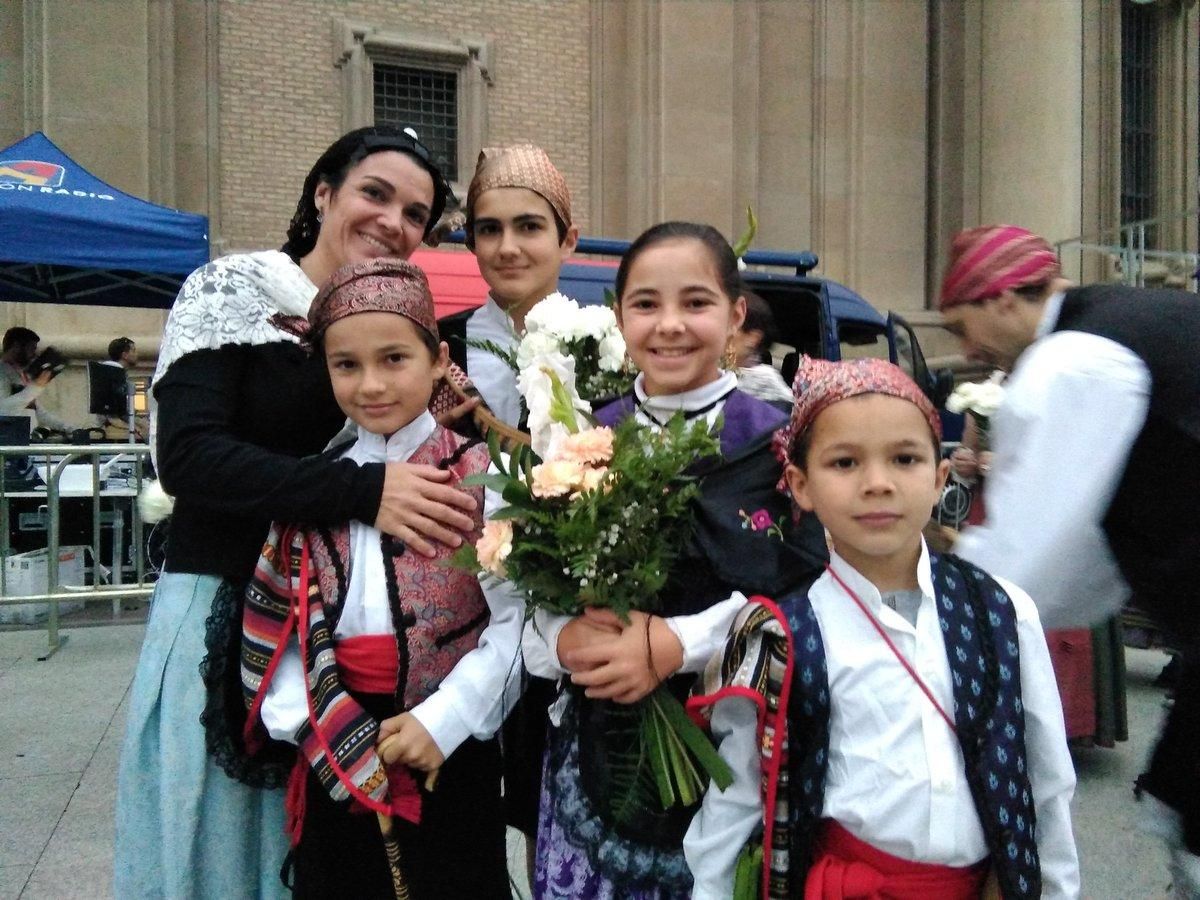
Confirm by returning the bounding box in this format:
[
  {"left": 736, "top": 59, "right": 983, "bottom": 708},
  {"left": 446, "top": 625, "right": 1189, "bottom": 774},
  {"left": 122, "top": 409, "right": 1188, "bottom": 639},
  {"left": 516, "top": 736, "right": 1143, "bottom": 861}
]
[{"left": 645, "top": 614, "right": 662, "bottom": 687}]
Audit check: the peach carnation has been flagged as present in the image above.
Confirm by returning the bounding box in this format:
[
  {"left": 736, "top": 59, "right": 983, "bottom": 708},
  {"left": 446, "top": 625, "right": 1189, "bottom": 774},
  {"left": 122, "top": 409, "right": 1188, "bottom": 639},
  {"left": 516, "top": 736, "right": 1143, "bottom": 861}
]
[
  {"left": 570, "top": 465, "right": 610, "bottom": 498},
  {"left": 476, "top": 520, "right": 513, "bottom": 577},
  {"left": 531, "top": 458, "right": 587, "bottom": 498},
  {"left": 557, "top": 427, "right": 614, "bottom": 466}
]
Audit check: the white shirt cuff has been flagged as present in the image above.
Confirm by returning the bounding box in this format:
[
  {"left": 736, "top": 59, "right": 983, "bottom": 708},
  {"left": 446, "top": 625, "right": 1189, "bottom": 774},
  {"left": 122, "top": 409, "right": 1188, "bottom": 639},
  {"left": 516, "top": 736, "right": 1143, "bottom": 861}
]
[
  {"left": 259, "top": 637, "right": 308, "bottom": 743},
  {"left": 522, "top": 609, "right": 571, "bottom": 677},
  {"left": 667, "top": 593, "right": 747, "bottom": 674},
  {"left": 408, "top": 689, "right": 473, "bottom": 759}
]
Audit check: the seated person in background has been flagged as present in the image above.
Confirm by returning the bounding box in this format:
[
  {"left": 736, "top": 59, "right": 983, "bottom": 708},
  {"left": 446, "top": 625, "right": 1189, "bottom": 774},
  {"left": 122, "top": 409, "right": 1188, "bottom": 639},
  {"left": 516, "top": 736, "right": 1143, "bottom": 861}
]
[
  {"left": 1, "top": 326, "right": 74, "bottom": 434},
  {"left": 734, "top": 290, "right": 794, "bottom": 408},
  {"left": 105, "top": 337, "right": 138, "bottom": 370},
  {"left": 97, "top": 337, "right": 147, "bottom": 441}
]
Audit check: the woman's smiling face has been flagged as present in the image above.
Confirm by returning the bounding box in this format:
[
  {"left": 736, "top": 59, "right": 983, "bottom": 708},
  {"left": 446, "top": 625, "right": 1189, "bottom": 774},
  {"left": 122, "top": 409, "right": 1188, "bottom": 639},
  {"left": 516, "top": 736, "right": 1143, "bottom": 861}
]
[
  {"left": 616, "top": 238, "right": 745, "bottom": 397},
  {"left": 311, "top": 151, "right": 435, "bottom": 271}
]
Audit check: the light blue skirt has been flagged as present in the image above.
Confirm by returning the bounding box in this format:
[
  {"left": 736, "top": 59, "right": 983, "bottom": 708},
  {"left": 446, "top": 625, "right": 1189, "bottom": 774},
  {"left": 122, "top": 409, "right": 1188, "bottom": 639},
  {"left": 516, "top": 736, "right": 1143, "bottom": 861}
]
[{"left": 114, "top": 572, "right": 289, "bottom": 899}]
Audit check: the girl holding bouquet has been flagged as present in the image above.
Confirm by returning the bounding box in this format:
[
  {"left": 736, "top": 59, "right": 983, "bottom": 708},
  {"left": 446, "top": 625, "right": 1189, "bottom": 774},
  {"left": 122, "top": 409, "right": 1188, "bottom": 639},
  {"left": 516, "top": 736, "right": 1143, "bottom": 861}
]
[
  {"left": 240, "top": 259, "right": 523, "bottom": 898},
  {"left": 523, "top": 222, "right": 828, "bottom": 898}
]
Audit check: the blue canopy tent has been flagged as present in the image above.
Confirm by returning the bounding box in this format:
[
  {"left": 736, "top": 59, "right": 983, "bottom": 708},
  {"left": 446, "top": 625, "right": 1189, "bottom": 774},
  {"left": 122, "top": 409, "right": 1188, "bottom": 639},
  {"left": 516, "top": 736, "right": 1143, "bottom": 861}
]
[{"left": 0, "top": 132, "right": 209, "bottom": 309}]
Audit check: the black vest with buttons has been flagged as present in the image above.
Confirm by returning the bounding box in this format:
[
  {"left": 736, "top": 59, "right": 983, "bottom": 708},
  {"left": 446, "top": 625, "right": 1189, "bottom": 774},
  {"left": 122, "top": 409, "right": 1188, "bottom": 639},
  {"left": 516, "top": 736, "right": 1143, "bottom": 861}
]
[
  {"left": 1051, "top": 285, "right": 1200, "bottom": 645},
  {"left": 782, "top": 554, "right": 1040, "bottom": 898}
]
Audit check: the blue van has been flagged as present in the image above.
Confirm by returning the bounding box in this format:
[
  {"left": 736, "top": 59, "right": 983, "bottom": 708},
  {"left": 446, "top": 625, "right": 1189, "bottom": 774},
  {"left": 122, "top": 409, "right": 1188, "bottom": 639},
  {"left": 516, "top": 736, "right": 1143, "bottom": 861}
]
[
  {"left": 418, "top": 235, "right": 952, "bottom": 407},
  {"left": 556, "top": 237, "right": 952, "bottom": 407}
]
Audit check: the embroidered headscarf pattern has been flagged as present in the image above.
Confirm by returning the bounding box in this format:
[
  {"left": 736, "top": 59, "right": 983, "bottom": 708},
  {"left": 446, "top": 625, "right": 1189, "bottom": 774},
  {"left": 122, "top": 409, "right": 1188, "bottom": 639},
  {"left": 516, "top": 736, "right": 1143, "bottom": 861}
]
[
  {"left": 773, "top": 356, "right": 942, "bottom": 492},
  {"left": 306, "top": 258, "right": 439, "bottom": 344},
  {"left": 465, "top": 144, "right": 572, "bottom": 227}
]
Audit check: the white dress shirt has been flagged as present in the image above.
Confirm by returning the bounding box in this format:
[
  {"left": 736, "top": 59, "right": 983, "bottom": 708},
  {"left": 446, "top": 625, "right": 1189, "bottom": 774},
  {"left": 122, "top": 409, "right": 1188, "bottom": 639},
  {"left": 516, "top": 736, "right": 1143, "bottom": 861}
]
[
  {"left": 955, "top": 291, "right": 1151, "bottom": 628},
  {"left": 260, "top": 411, "right": 526, "bottom": 758},
  {"left": 684, "top": 543, "right": 1080, "bottom": 900},
  {"left": 521, "top": 372, "right": 748, "bottom": 684},
  {"left": 466, "top": 298, "right": 523, "bottom": 428}
]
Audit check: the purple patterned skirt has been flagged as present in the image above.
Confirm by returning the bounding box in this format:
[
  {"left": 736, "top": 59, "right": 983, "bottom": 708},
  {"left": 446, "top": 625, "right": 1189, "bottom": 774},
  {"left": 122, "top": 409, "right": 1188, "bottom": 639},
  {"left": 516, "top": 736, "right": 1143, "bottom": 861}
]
[{"left": 532, "top": 700, "right": 693, "bottom": 900}]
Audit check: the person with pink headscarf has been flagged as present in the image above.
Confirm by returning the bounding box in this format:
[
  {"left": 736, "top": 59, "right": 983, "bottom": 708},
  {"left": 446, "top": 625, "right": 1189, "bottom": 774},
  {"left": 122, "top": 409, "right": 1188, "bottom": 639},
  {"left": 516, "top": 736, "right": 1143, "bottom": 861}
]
[{"left": 940, "top": 224, "right": 1200, "bottom": 896}]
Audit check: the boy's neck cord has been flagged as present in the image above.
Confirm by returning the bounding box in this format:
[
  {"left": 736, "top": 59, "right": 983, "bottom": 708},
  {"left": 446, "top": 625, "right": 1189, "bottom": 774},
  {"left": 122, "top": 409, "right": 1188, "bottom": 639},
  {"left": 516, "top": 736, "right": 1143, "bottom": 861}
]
[{"left": 825, "top": 564, "right": 958, "bottom": 736}]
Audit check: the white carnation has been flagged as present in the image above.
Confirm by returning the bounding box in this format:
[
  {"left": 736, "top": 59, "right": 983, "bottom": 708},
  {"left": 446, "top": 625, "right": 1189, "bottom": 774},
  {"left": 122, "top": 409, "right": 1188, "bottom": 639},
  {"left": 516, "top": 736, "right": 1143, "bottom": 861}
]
[
  {"left": 138, "top": 479, "right": 175, "bottom": 523},
  {"left": 572, "top": 304, "right": 617, "bottom": 343},
  {"left": 973, "top": 382, "right": 1006, "bottom": 417},
  {"left": 946, "top": 371, "right": 1006, "bottom": 418},
  {"left": 516, "top": 330, "right": 562, "bottom": 370},
  {"left": 598, "top": 331, "right": 627, "bottom": 372},
  {"left": 525, "top": 292, "right": 578, "bottom": 339}
]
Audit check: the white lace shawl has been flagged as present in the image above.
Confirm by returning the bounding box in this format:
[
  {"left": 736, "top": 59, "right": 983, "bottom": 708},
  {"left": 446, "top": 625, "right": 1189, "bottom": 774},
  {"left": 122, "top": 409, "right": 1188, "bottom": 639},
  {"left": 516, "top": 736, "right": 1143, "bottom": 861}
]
[{"left": 149, "top": 250, "right": 318, "bottom": 466}]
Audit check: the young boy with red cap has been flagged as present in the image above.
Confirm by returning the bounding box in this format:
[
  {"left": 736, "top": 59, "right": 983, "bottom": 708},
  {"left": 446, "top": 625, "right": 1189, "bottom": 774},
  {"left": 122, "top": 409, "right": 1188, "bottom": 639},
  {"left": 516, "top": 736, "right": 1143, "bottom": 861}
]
[
  {"left": 240, "top": 259, "right": 522, "bottom": 898},
  {"left": 684, "top": 356, "right": 1079, "bottom": 899}
]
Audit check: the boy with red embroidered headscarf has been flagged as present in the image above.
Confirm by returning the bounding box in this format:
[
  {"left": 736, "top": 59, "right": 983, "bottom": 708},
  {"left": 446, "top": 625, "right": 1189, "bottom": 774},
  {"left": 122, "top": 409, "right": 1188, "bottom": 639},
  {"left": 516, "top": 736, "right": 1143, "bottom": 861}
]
[
  {"left": 685, "top": 356, "right": 1078, "bottom": 899},
  {"left": 240, "top": 258, "right": 522, "bottom": 898}
]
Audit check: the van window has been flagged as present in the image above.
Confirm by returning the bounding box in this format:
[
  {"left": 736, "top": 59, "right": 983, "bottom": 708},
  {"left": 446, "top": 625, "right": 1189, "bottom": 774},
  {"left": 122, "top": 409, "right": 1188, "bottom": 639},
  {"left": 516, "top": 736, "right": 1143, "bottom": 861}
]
[
  {"left": 837, "top": 323, "right": 889, "bottom": 364},
  {"left": 745, "top": 280, "right": 825, "bottom": 387},
  {"left": 892, "top": 327, "right": 917, "bottom": 378}
]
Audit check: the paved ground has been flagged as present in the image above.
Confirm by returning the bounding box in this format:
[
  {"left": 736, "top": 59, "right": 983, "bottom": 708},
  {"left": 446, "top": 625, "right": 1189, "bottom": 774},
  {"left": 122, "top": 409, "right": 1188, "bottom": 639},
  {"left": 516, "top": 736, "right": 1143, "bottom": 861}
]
[{"left": 0, "top": 617, "right": 1180, "bottom": 898}]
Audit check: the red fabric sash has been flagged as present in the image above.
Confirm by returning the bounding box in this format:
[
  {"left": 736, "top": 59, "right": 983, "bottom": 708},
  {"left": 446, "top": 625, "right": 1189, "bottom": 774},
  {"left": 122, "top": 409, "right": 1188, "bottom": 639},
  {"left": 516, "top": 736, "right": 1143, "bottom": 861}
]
[
  {"left": 805, "top": 820, "right": 989, "bottom": 900},
  {"left": 335, "top": 634, "right": 399, "bottom": 695}
]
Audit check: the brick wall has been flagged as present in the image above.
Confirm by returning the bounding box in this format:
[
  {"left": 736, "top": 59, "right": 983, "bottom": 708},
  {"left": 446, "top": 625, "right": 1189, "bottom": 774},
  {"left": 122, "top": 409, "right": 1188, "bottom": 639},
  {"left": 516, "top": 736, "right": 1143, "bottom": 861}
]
[{"left": 217, "top": 0, "right": 592, "bottom": 252}]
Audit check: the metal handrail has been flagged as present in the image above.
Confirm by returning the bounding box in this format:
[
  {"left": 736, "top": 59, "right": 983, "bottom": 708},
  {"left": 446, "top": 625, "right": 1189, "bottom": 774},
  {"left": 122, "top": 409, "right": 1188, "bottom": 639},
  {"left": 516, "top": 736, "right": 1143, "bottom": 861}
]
[
  {"left": 1055, "top": 208, "right": 1200, "bottom": 290},
  {"left": 1, "top": 442, "right": 154, "bottom": 659}
]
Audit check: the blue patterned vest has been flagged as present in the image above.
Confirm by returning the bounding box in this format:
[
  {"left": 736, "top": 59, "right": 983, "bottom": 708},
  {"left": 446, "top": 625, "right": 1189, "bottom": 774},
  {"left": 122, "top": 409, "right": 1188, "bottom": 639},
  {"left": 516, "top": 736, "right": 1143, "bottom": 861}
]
[{"left": 779, "top": 553, "right": 1041, "bottom": 899}]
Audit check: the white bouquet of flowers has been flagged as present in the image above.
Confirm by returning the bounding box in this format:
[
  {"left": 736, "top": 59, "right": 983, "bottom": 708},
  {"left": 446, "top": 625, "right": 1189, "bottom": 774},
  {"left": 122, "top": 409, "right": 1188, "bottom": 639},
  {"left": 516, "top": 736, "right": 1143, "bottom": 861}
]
[
  {"left": 470, "top": 293, "right": 635, "bottom": 411},
  {"left": 518, "top": 293, "right": 633, "bottom": 400},
  {"left": 945, "top": 370, "right": 1006, "bottom": 445}
]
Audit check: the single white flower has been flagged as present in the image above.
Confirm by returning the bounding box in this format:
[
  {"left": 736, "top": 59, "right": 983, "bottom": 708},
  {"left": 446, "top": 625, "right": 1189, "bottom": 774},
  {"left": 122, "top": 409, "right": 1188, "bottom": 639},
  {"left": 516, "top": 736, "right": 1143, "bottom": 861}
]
[
  {"left": 516, "top": 330, "right": 562, "bottom": 370},
  {"left": 518, "top": 351, "right": 591, "bottom": 458},
  {"left": 598, "top": 331, "right": 627, "bottom": 372},
  {"left": 946, "top": 372, "right": 1006, "bottom": 418},
  {"left": 138, "top": 479, "right": 175, "bottom": 523},
  {"left": 973, "top": 382, "right": 1006, "bottom": 416},
  {"left": 525, "top": 293, "right": 578, "bottom": 339},
  {"left": 571, "top": 304, "right": 617, "bottom": 343}
]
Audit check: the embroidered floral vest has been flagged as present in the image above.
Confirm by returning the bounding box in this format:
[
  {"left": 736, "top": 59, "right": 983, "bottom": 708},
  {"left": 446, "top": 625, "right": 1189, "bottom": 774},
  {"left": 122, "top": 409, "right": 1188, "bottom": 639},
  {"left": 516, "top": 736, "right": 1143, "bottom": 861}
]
[
  {"left": 309, "top": 431, "right": 490, "bottom": 711},
  {"left": 778, "top": 553, "right": 1041, "bottom": 899},
  {"left": 241, "top": 425, "right": 489, "bottom": 817}
]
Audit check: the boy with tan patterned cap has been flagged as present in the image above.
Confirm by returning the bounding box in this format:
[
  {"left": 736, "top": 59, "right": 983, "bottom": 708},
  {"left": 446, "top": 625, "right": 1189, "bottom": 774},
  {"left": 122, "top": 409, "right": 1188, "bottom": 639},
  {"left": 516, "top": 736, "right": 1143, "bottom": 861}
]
[{"left": 438, "top": 144, "right": 580, "bottom": 429}]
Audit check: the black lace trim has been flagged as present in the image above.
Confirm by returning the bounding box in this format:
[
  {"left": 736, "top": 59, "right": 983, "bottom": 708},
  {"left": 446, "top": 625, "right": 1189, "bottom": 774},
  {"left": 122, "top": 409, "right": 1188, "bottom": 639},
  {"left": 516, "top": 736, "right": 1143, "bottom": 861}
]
[{"left": 198, "top": 578, "right": 295, "bottom": 788}]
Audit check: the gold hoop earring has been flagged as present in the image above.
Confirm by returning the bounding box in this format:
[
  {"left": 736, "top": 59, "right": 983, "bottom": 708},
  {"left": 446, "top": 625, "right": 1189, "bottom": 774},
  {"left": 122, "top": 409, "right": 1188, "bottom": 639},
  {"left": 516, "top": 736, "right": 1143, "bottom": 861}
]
[{"left": 722, "top": 338, "right": 739, "bottom": 370}]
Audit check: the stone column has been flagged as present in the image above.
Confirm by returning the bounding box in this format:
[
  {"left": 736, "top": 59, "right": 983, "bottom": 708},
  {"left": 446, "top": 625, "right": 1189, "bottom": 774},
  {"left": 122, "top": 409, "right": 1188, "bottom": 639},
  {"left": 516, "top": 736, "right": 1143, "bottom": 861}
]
[{"left": 974, "top": 0, "right": 1085, "bottom": 267}]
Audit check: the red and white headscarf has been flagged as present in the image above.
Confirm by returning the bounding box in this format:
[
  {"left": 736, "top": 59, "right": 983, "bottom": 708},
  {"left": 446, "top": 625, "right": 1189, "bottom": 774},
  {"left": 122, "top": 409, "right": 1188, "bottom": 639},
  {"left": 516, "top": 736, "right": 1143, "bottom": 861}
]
[
  {"left": 773, "top": 356, "right": 941, "bottom": 490},
  {"left": 938, "top": 224, "right": 1060, "bottom": 310}
]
